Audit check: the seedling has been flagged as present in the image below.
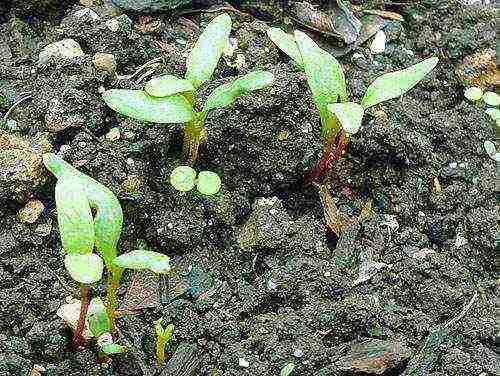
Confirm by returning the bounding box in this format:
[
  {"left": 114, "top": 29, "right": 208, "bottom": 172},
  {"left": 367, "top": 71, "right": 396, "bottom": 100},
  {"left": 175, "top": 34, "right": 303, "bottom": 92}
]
[
  {"left": 268, "top": 28, "right": 438, "bottom": 183},
  {"left": 103, "top": 13, "right": 275, "bottom": 165},
  {"left": 170, "top": 165, "right": 222, "bottom": 195},
  {"left": 43, "top": 153, "right": 171, "bottom": 349},
  {"left": 154, "top": 319, "right": 175, "bottom": 364}
]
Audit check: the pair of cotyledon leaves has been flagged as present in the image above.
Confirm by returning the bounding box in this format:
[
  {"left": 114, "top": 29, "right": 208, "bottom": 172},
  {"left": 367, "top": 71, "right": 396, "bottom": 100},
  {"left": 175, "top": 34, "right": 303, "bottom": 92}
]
[
  {"left": 102, "top": 14, "right": 274, "bottom": 124},
  {"left": 267, "top": 28, "right": 438, "bottom": 135},
  {"left": 44, "top": 153, "right": 170, "bottom": 285}
]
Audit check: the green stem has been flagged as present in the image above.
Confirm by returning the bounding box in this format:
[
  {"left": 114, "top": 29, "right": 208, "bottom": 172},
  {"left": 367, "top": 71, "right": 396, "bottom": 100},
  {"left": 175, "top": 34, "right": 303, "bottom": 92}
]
[
  {"left": 106, "top": 268, "right": 124, "bottom": 333},
  {"left": 73, "top": 284, "right": 91, "bottom": 348},
  {"left": 182, "top": 113, "right": 206, "bottom": 166},
  {"left": 156, "top": 336, "right": 167, "bottom": 364}
]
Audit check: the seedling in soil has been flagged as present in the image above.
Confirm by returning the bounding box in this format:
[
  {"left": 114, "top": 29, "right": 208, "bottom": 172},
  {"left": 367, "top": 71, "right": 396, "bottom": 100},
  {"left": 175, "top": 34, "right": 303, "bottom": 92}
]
[
  {"left": 170, "top": 165, "right": 222, "bottom": 195},
  {"left": 102, "top": 13, "right": 274, "bottom": 166},
  {"left": 268, "top": 28, "right": 438, "bottom": 183},
  {"left": 44, "top": 153, "right": 171, "bottom": 347},
  {"left": 154, "top": 319, "right": 175, "bottom": 364}
]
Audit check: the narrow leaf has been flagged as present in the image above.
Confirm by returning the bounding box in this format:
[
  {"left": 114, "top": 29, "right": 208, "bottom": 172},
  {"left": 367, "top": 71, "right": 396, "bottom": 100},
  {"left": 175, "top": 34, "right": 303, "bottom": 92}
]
[
  {"left": 185, "top": 13, "right": 232, "bottom": 88},
  {"left": 327, "top": 102, "right": 364, "bottom": 135},
  {"left": 361, "top": 57, "right": 438, "bottom": 108},
  {"left": 65, "top": 253, "right": 104, "bottom": 284},
  {"left": 267, "top": 27, "right": 304, "bottom": 68},
  {"left": 113, "top": 250, "right": 171, "bottom": 274},
  {"left": 144, "top": 75, "right": 195, "bottom": 98},
  {"left": 294, "top": 30, "right": 347, "bottom": 127},
  {"left": 87, "top": 297, "right": 111, "bottom": 337},
  {"left": 102, "top": 89, "right": 194, "bottom": 124},
  {"left": 55, "top": 178, "right": 95, "bottom": 255},
  {"left": 204, "top": 70, "right": 274, "bottom": 112}
]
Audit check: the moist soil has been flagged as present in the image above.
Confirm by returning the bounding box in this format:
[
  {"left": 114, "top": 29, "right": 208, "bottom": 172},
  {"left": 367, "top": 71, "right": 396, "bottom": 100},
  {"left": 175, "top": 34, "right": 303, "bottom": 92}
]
[{"left": 0, "top": 1, "right": 497, "bottom": 375}]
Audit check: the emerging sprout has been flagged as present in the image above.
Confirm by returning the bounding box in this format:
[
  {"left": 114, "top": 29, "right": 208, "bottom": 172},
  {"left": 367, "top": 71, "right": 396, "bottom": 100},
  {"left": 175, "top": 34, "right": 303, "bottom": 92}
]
[
  {"left": 268, "top": 28, "right": 438, "bottom": 183},
  {"left": 154, "top": 320, "right": 175, "bottom": 364},
  {"left": 464, "top": 87, "right": 483, "bottom": 101},
  {"left": 103, "top": 14, "right": 275, "bottom": 166},
  {"left": 483, "top": 91, "right": 500, "bottom": 107},
  {"left": 87, "top": 298, "right": 126, "bottom": 356},
  {"left": 169, "top": 167, "right": 222, "bottom": 195},
  {"left": 43, "top": 153, "right": 171, "bottom": 349},
  {"left": 280, "top": 363, "right": 295, "bottom": 376}
]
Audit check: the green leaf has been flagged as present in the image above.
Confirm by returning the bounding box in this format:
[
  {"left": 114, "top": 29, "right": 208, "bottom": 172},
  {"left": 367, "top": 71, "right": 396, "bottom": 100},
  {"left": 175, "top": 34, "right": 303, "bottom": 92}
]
[
  {"left": 185, "top": 13, "right": 232, "bottom": 88},
  {"left": 144, "top": 75, "right": 195, "bottom": 98},
  {"left": 101, "top": 343, "right": 127, "bottom": 355},
  {"left": 64, "top": 253, "right": 104, "bottom": 284},
  {"left": 102, "top": 89, "right": 194, "bottom": 124},
  {"left": 203, "top": 70, "right": 274, "bottom": 112},
  {"left": 196, "top": 171, "right": 221, "bottom": 195},
  {"left": 113, "top": 250, "right": 171, "bottom": 274},
  {"left": 44, "top": 153, "right": 123, "bottom": 271},
  {"left": 55, "top": 178, "right": 95, "bottom": 255},
  {"left": 294, "top": 30, "right": 347, "bottom": 126},
  {"left": 483, "top": 91, "right": 500, "bottom": 107},
  {"left": 361, "top": 57, "right": 439, "bottom": 108},
  {"left": 87, "top": 297, "right": 111, "bottom": 337},
  {"left": 170, "top": 165, "right": 197, "bottom": 192},
  {"left": 327, "top": 102, "right": 364, "bottom": 135},
  {"left": 155, "top": 320, "right": 175, "bottom": 340},
  {"left": 267, "top": 27, "right": 303, "bottom": 69},
  {"left": 280, "top": 363, "right": 295, "bottom": 376}
]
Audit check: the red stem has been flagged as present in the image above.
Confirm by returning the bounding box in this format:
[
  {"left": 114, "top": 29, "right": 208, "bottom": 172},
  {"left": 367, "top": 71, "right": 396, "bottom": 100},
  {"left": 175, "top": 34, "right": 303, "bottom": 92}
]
[{"left": 73, "top": 284, "right": 91, "bottom": 348}]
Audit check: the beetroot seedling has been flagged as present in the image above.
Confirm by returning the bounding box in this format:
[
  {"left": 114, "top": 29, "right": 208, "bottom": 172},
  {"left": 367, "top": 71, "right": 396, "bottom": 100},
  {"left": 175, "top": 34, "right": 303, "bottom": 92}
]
[
  {"left": 103, "top": 13, "right": 275, "bottom": 165},
  {"left": 268, "top": 28, "right": 438, "bottom": 183}
]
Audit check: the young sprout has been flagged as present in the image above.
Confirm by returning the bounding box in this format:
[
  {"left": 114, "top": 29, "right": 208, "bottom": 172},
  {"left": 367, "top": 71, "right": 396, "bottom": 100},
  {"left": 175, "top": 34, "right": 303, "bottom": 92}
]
[
  {"left": 102, "top": 13, "right": 275, "bottom": 166},
  {"left": 169, "top": 166, "right": 222, "bottom": 195},
  {"left": 268, "top": 28, "right": 438, "bottom": 183},
  {"left": 44, "top": 153, "right": 171, "bottom": 338},
  {"left": 280, "top": 363, "right": 295, "bottom": 376},
  {"left": 154, "top": 320, "right": 175, "bottom": 364},
  {"left": 87, "top": 298, "right": 126, "bottom": 356}
]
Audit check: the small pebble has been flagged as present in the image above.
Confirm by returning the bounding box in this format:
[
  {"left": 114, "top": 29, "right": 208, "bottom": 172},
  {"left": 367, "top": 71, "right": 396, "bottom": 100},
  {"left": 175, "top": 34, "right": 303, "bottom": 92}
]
[
  {"left": 370, "top": 30, "right": 386, "bottom": 54},
  {"left": 92, "top": 53, "right": 116, "bottom": 72},
  {"left": 106, "top": 127, "right": 121, "bottom": 141},
  {"left": 483, "top": 140, "right": 496, "bottom": 155},
  {"left": 267, "top": 279, "right": 278, "bottom": 291},
  {"left": 464, "top": 86, "right": 483, "bottom": 101},
  {"left": 238, "top": 358, "right": 250, "bottom": 368},
  {"left": 18, "top": 200, "right": 45, "bottom": 223},
  {"left": 293, "top": 349, "right": 304, "bottom": 358},
  {"left": 483, "top": 91, "right": 500, "bottom": 107},
  {"left": 38, "top": 39, "right": 84, "bottom": 65}
]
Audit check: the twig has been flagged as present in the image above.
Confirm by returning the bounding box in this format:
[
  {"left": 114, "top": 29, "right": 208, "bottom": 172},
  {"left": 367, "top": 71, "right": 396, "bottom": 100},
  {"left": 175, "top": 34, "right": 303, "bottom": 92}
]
[
  {"left": 116, "top": 57, "right": 163, "bottom": 82},
  {"left": 2, "top": 93, "right": 32, "bottom": 122},
  {"left": 444, "top": 290, "right": 479, "bottom": 329},
  {"left": 176, "top": 2, "right": 246, "bottom": 17}
]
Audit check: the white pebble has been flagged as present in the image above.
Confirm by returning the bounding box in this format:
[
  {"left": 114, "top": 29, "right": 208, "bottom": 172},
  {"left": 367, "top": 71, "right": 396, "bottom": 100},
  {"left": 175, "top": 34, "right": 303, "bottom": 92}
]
[{"left": 370, "top": 30, "right": 386, "bottom": 54}]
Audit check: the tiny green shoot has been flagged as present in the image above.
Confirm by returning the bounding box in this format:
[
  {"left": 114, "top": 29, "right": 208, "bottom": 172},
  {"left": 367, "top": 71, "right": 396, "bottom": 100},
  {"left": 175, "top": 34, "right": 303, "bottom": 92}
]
[
  {"left": 280, "top": 363, "right": 295, "bottom": 376},
  {"left": 268, "top": 28, "right": 438, "bottom": 183},
  {"left": 102, "top": 14, "right": 274, "bottom": 166},
  {"left": 169, "top": 166, "right": 221, "bottom": 195},
  {"left": 155, "top": 320, "right": 175, "bottom": 364},
  {"left": 464, "top": 87, "right": 483, "bottom": 101}
]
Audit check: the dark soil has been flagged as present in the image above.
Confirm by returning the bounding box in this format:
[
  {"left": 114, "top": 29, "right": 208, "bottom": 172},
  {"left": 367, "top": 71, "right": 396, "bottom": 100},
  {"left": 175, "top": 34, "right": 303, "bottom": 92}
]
[{"left": 0, "top": 1, "right": 497, "bottom": 375}]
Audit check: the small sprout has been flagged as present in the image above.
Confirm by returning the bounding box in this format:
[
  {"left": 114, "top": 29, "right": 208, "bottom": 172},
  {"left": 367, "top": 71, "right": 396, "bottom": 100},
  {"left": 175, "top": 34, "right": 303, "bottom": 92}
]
[
  {"left": 170, "top": 165, "right": 197, "bottom": 192},
  {"left": 464, "top": 87, "right": 483, "bottom": 101},
  {"left": 155, "top": 320, "right": 175, "bottom": 364},
  {"left": 144, "top": 75, "right": 195, "bottom": 98},
  {"left": 113, "top": 250, "right": 171, "bottom": 274},
  {"left": 102, "top": 13, "right": 274, "bottom": 165},
  {"left": 196, "top": 171, "right": 222, "bottom": 195},
  {"left": 280, "top": 363, "right": 295, "bottom": 376},
  {"left": 483, "top": 91, "right": 500, "bottom": 107}
]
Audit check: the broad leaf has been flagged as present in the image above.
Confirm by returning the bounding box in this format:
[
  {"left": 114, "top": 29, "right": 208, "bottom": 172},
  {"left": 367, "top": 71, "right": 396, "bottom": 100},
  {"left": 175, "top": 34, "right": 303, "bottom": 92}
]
[
  {"left": 361, "top": 57, "right": 438, "bottom": 108},
  {"left": 327, "top": 102, "right": 364, "bottom": 135},
  {"left": 113, "top": 250, "right": 171, "bottom": 274},
  {"left": 294, "top": 30, "right": 347, "bottom": 128},
  {"left": 185, "top": 13, "right": 232, "bottom": 88},
  {"left": 144, "top": 75, "right": 195, "bottom": 98},
  {"left": 203, "top": 70, "right": 274, "bottom": 112},
  {"left": 102, "top": 89, "right": 194, "bottom": 124},
  {"left": 87, "top": 297, "right": 111, "bottom": 337},
  {"left": 267, "top": 27, "right": 304, "bottom": 68},
  {"left": 55, "top": 178, "right": 95, "bottom": 255},
  {"left": 44, "top": 153, "right": 123, "bottom": 271},
  {"left": 65, "top": 253, "right": 104, "bottom": 284}
]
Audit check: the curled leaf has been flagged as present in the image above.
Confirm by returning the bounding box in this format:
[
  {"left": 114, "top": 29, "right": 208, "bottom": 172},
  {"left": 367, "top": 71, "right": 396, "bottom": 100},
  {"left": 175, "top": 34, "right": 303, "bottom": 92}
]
[
  {"left": 102, "top": 89, "right": 194, "bottom": 124},
  {"left": 54, "top": 178, "right": 95, "bottom": 255},
  {"left": 361, "top": 57, "right": 438, "bottom": 108},
  {"left": 65, "top": 253, "right": 104, "bottom": 284},
  {"left": 327, "top": 102, "right": 364, "bottom": 135},
  {"left": 267, "top": 27, "right": 304, "bottom": 68},
  {"left": 113, "top": 250, "right": 171, "bottom": 274},
  {"left": 145, "top": 75, "right": 195, "bottom": 98},
  {"left": 203, "top": 70, "right": 274, "bottom": 112},
  {"left": 185, "top": 13, "right": 232, "bottom": 88}
]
